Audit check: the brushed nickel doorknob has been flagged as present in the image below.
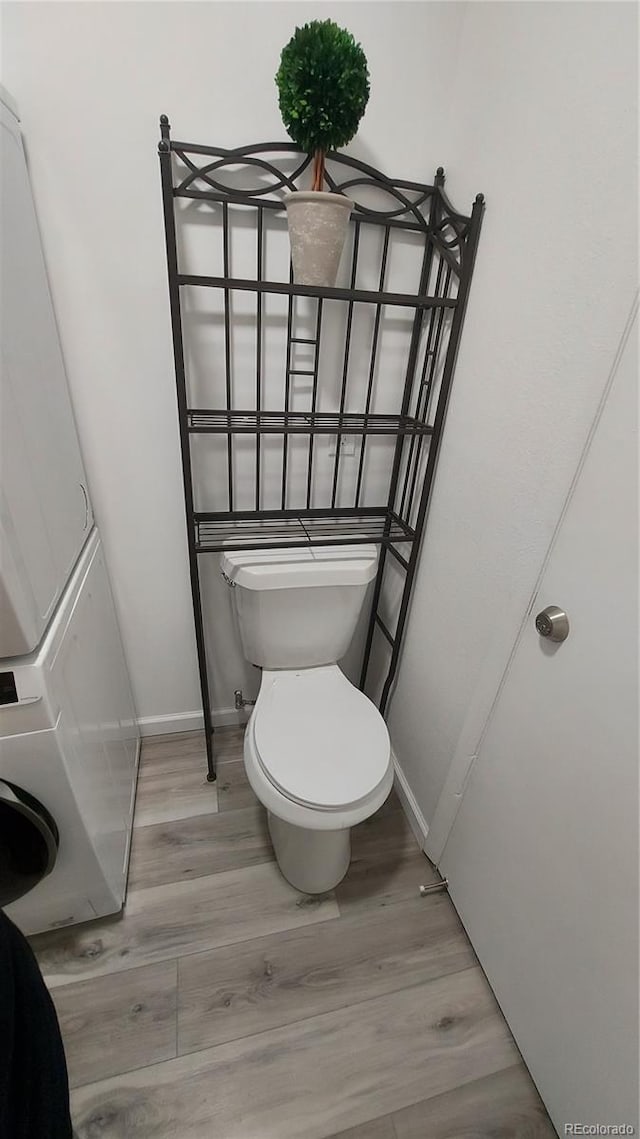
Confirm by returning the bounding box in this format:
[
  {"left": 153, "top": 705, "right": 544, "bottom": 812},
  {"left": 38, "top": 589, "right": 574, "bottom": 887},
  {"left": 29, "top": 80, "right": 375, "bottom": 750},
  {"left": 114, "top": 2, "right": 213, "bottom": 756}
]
[{"left": 535, "top": 605, "right": 570, "bottom": 642}]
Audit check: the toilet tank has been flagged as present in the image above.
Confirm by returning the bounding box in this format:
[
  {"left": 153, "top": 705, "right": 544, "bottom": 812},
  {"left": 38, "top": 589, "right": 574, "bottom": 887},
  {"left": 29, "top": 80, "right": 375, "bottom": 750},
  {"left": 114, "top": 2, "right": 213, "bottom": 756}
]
[{"left": 221, "top": 545, "right": 378, "bottom": 669}]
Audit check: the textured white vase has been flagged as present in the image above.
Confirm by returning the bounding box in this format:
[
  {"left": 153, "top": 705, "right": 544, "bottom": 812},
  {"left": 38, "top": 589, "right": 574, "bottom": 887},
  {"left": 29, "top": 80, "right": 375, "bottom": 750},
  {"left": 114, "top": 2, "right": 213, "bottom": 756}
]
[{"left": 284, "top": 191, "right": 353, "bottom": 287}]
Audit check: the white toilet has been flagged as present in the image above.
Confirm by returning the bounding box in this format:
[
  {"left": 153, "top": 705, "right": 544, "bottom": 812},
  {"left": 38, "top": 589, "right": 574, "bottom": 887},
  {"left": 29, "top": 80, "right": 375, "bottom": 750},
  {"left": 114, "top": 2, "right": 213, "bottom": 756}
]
[{"left": 221, "top": 544, "right": 393, "bottom": 894}]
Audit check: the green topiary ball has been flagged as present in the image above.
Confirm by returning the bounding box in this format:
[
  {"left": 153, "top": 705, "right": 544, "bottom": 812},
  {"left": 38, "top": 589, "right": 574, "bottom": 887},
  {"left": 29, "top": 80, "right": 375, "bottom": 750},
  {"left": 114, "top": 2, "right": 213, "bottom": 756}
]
[{"left": 276, "top": 20, "right": 370, "bottom": 158}]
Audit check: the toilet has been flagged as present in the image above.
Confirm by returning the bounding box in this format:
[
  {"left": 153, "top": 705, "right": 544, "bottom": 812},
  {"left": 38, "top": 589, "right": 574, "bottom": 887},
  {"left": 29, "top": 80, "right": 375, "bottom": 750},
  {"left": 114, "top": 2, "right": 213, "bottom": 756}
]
[{"left": 221, "top": 544, "right": 393, "bottom": 893}]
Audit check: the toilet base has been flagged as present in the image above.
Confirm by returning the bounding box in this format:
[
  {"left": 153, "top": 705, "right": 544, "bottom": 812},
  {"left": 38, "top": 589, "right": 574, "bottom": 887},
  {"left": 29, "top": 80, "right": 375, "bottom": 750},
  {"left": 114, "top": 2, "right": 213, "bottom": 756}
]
[{"left": 267, "top": 811, "right": 351, "bottom": 894}]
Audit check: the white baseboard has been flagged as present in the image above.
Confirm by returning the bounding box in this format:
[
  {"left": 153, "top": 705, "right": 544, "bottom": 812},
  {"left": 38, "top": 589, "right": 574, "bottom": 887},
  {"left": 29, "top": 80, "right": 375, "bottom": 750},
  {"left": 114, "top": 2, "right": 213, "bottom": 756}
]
[
  {"left": 137, "top": 707, "right": 246, "bottom": 737},
  {"left": 392, "top": 749, "right": 429, "bottom": 849}
]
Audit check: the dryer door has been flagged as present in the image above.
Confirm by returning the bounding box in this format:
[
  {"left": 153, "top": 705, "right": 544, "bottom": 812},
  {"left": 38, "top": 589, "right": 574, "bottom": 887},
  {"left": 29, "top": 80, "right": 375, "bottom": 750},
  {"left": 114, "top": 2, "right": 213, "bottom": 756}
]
[{"left": 0, "top": 780, "right": 59, "bottom": 906}]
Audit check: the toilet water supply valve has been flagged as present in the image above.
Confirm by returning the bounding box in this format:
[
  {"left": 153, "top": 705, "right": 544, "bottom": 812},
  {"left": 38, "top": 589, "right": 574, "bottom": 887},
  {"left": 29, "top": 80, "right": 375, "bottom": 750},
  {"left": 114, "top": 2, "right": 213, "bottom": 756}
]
[{"left": 221, "top": 568, "right": 254, "bottom": 710}]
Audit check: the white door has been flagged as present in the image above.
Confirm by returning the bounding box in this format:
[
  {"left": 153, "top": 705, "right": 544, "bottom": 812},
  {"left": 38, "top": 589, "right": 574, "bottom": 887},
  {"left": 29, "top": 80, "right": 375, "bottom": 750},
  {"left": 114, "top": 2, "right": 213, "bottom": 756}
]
[{"left": 439, "top": 299, "right": 638, "bottom": 1132}]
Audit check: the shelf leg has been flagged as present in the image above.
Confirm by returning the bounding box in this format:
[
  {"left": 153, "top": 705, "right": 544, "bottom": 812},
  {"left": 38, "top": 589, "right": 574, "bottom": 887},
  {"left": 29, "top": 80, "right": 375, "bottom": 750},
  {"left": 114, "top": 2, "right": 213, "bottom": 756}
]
[
  {"left": 159, "top": 115, "right": 216, "bottom": 782},
  {"left": 360, "top": 544, "right": 388, "bottom": 695}
]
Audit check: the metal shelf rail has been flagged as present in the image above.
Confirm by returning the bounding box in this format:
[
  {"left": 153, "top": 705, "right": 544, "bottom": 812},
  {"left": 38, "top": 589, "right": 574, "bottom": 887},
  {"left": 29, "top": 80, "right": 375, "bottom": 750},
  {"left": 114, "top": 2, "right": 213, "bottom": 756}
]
[{"left": 158, "top": 115, "right": 484, "bottom": 781}]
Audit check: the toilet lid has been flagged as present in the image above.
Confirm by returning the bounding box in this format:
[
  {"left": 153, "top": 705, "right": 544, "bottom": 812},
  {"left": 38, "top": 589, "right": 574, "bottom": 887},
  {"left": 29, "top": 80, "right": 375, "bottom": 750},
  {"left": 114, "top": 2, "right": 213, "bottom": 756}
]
[{"left": 254, "top": 667, "right": 390, "bottom": 810}]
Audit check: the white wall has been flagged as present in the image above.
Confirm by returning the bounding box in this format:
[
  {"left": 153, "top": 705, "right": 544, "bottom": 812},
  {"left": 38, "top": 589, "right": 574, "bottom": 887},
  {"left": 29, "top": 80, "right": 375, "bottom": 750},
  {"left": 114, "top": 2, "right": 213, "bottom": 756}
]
[
  {"left": 387, "top": 1, "right": 638, "bottom": 825},
  {"left": 1, "top": 0, "right": 466, "bottom": 729}
]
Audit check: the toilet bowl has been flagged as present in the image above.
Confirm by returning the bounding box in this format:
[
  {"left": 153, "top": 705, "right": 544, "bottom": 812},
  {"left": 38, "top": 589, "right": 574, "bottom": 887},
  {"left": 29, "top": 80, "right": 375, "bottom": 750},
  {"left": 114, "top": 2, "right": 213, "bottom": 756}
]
[
  {"left": 221, "top": 543, "right": 393, "bottom": 893},
  {"left": 244, "top": 665, "right": 393, "bottom": 893}
]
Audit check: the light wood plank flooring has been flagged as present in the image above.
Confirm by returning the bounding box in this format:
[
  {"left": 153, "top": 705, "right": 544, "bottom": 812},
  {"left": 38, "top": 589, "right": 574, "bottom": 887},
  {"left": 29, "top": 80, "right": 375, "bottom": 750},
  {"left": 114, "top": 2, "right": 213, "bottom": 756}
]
[{"left": 30, "top": 728, "right": 556, "bottom": 1137}]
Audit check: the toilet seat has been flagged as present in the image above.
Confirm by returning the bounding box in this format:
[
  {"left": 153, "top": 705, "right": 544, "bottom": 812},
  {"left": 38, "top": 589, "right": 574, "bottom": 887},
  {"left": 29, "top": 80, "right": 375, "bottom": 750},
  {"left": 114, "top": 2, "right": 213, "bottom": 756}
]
[{"left": 253, "top": 666, "right": 390, "bottom": 811}]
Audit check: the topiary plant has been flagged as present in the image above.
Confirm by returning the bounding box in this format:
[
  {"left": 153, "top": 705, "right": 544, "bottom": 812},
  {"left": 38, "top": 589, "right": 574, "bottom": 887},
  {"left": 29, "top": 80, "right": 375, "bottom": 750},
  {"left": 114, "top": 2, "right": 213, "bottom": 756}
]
[{"left": 276, "top": 20, "right": 370, "bottom": 192}]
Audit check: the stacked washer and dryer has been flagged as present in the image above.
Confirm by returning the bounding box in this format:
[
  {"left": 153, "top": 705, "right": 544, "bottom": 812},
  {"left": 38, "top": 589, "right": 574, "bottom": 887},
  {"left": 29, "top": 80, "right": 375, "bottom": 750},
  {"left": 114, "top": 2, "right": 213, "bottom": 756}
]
[{"left": 0, "top": 87, "right": 139, "bottom": 935}]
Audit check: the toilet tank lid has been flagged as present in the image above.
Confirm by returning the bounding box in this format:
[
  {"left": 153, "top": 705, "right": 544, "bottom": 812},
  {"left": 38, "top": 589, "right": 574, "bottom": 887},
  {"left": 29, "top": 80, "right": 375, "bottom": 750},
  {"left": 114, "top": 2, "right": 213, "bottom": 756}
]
[{"left": 220, "top": 545, "right": 378, "bottom": 590}]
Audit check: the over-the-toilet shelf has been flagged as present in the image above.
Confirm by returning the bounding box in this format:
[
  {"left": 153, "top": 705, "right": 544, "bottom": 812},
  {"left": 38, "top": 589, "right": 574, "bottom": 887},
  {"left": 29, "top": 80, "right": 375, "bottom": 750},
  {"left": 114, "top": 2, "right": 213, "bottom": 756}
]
[{"left": 158, "top": 114, "right": 484, "bottom": 778}]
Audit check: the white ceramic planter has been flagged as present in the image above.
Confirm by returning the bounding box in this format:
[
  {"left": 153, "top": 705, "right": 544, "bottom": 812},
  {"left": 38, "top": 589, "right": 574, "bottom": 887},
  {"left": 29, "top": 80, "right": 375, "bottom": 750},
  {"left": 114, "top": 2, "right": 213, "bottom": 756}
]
[{"left": 284, "top": 190, "right": 353, "bottom": 288}]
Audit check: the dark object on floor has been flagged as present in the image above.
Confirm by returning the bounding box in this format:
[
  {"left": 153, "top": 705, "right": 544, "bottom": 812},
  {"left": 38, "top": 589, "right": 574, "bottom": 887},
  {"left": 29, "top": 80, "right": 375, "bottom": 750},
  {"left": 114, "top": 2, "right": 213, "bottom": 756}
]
[{"left": 0, "top": 911, "right": 73, "bottom": 1139}]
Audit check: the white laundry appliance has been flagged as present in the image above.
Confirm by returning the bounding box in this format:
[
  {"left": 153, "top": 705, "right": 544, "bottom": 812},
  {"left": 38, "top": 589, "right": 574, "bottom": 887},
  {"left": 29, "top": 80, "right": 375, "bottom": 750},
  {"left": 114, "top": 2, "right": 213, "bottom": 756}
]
[
  {"left": 1, "top": 531, "right": 139, "bottom": 934},
  {"left": 0, "top": 86, "right": 139, "bottom": 934}
]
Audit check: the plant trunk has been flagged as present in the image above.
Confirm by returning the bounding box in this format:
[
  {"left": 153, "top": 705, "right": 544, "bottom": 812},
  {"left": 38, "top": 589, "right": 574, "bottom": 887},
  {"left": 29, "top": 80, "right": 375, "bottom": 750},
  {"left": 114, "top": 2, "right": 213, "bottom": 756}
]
[{"left": 312, "top": 149, "right": 326, "bottom": 192}]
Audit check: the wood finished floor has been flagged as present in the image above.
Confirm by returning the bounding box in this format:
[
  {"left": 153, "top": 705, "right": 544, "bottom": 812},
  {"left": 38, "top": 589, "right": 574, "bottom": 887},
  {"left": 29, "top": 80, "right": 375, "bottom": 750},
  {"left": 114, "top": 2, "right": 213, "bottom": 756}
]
[{"left": 30, "top": 728, "right": 557, "bottom": 1138}]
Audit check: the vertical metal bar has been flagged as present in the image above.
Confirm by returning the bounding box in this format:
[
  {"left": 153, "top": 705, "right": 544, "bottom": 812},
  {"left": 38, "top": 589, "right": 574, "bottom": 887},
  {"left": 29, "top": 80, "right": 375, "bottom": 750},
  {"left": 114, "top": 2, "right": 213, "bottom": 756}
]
[
  {"left": 360, "top": 223, "right": 434, "bottom": 692},
  {"left": 379, "top": 192, "right": 485, "bottom": 714},
  {"left": 404, "top": 263, "right": 451, "bottom": 525},
  {"left": 359, "top": 543, "right": 389, "bottom": 693},
  {"left": 355, "top": 226, "right": 390, "bottom": 509},
  {"left": 306, "top": 298, "right": 323, "bottom": 509},
  {"left": 222, "top": 201, "right": 233, "bottom": 511},
  {"left": 384, "top": 172, "right": 443, "bottom": 526},
  {"left": 255, "top": 206, "right": 263, "bottom": 511},
  {"left": 158, "top": 117, "right": 216, "bottom": 781},
  {"left": 399, "top": 258, "right": 448, "bottom": 522},
  {"left": 331, "top": 221, "right": 360, "bottom": 509},
  {"left": 422, "top": 266, "right": 452, "bottom": 424},
  {"left": 282, "top": 269, "right": 294, "bottom": 510},
  {"left": 398, "top": 257, "right": 444, "bottom": 521}
]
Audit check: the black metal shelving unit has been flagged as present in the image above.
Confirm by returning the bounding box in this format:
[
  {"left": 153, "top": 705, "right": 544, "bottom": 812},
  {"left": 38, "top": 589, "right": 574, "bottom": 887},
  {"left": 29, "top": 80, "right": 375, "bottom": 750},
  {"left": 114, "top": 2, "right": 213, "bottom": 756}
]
[{"left": 158, "top": 115, "right": 484, "bottom": 782}]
